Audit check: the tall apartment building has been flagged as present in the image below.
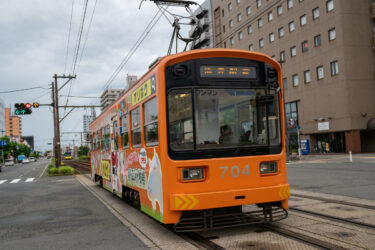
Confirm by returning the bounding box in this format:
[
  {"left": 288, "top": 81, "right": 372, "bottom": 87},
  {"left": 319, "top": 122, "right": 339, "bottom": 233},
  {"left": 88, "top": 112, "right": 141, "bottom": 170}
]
[
  {"left": 83, "top": 114, "right": 94, "bottom": 145},
  {"left": 126, "top": 75, "right": 138, "bottom": 89},
  {"left": 100, "top": 89, "right": 122, "bottom": 111},
  {"left": 0, "top": 97, "right": 5, "bottom": 136},
  {"left": 5, "top": 108, "right": 22, "bottom": 143},
  {"left": 211, "top": 0, "right": 375, "bottom": 153}
]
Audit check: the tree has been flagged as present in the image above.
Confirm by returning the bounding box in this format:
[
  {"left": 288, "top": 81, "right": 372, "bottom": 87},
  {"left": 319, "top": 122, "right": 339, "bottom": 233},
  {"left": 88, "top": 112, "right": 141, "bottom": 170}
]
[{"left": 78, "top": 146, "right": 89, "bottom": 156}]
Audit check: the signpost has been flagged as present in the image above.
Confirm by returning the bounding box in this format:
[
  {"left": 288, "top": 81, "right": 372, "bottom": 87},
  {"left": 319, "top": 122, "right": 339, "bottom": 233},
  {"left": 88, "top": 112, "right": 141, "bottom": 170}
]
[{"left": 0, "top": 140, "right": 7, "bottom": 164}]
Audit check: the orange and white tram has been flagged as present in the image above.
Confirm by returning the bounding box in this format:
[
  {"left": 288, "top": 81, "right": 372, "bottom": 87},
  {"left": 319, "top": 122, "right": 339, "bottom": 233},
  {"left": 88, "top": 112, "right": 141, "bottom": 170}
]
[{"left": 89, "top": 49, "right": 289, "bottom": 232}]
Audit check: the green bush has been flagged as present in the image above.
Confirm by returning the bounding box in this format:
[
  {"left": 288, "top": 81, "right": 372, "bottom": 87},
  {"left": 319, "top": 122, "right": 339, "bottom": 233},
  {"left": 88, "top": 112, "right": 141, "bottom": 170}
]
[
  {"left": 48, "top": 168, "right": 58, "bottom": 175},
  {"left": 48, "top": 164, "right": 54, "bottom": 170},
  {"left": 58, "top": 166, "right": 75, "bottom": 175}
]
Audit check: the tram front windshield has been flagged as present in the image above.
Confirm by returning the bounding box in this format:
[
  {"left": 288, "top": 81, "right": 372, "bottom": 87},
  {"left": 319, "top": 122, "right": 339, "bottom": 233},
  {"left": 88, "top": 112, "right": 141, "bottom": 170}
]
[{"left": 168, "top": 88, "right": 281, "bottom": 151}]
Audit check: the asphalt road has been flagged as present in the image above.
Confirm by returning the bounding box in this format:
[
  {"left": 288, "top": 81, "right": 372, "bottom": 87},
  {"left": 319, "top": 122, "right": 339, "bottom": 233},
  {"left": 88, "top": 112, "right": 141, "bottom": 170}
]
[
  {"left": 0, "top": 160, "right": 147, "bottom": 250},
  {"left": 287, "top": 154, "right": 375, "bottom": 200}
]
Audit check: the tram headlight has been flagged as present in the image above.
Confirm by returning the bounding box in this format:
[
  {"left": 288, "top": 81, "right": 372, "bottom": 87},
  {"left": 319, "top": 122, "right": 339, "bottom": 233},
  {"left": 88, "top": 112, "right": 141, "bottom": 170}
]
[
  {"left": 182, "top": 168, "right": 204, "bottom": 181},
  {"left": 260, "top": 162, "right": 278, "bottom": 174}
]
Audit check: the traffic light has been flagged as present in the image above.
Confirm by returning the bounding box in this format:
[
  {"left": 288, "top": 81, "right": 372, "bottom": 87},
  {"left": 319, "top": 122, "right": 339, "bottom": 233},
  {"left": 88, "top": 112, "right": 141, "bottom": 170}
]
[
  {"left": 14, "top": 103, "right": 32, "bottom": 115},
  {"left": 33, "top": 102, "right": 39, "bottom": 108}
]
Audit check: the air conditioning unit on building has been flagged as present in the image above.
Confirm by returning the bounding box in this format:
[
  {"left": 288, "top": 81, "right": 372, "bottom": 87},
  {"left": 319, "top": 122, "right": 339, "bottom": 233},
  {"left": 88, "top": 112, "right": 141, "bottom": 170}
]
[{"left": 371, "top": 2, "right": 375, "bottom": 18}]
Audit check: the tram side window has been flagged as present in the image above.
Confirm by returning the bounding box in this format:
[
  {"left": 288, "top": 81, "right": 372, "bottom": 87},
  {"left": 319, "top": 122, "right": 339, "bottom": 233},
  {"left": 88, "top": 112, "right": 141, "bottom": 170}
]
[
  {"left": 113, "top": 119, "right": 118, "bottom": 150},
  {"left": 168, "top": 89, "right": 194, "bottom": 151},
  {"left": 121, "top": 115, "right": 129, "bottom": 148},
  {"left": 105, "top": 125, "right": 110, "bottom": 150},
  {"left": 101, "top": 128, "right": 105, "bottom": 150},
  {"left": 131, "top": 107, "right": 141, "bottom": 147},
  {"left": 144, "top": 97, "right": 158, "bottom": 146}
]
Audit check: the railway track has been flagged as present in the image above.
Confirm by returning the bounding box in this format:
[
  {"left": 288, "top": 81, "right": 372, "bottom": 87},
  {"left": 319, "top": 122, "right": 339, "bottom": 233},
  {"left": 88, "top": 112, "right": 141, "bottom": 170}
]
[
  {"left": 290, "top": 193, "right": 375, "bottom": 231},
  {"left": 62, "top": 160, "right": 90, "bottom": 174}
]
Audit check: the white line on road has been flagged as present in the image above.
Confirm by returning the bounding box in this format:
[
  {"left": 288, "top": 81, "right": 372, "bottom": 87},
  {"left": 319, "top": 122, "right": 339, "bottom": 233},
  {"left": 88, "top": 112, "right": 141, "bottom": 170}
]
[
  {"left": 10, "top": 179, "right": 21, "bottom": 184},
  {"left": 25, "top": 178, "right": 35, "bottom": 182},
  {"left": 0, "top": 180, "right": 8, "bottom": 184}
]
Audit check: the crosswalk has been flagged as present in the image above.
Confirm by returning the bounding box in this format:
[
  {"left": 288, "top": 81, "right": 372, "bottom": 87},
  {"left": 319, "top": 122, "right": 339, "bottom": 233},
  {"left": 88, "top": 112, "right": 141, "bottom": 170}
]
[{"left": 0, "top": 178, "right": 35, "bottom": 185}]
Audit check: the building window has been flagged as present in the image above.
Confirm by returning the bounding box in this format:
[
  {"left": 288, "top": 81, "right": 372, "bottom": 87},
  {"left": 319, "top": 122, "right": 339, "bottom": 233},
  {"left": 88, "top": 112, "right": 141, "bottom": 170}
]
[
  {"left": 223, "top": 25, "right": 226, "bottom": 33},
  {"left": 289, "top": 21, "right": 295, "bottom": 32},
  {"left": 222, "top": 9, "right": 224, "bottom": 17},
  {"left": 249, "top": 44, "right": 254, "bottom": 51},
  {"left": 285, "top": 102, "right": 298, "bottom": 133},
  {"left": 258, "top": 18, "right": 263, "bottom": 28},
  {"left": 302, "top": 40, "right": 308, "bottom": 52},
  {"left": 229, "top": 19, "right": 233, "bottom": 28},
  {"left": 237, "top": 13, "right": 242, "bottom": 22},
  {"left": 247, "top": 6, "right": 251, "bottom": 15},
  {"left": 287, "top": 0, "right": 293, "bottom": 9},
  {"left": 239, "top": 31, "right": 243, "bottom": 40},
  {"left": 277, "top": 5, "right": 283, "bottom": 15},
  {"left": 280, "top": 51, "right": 286, "bottom": 62},
  {"left": 300, "top": 14, "right": 306, "bottom": 26},
  {"left": 269, "top": 32, "right": 275, "bottom": 43},
  {"left": 317, "top": 65, "right": 324, "bottom": 80},
  {"left": 278, "top": 27, "right": 284, "bottom": 38},
  {"left": 268, "top": 11, "right": 273, "bottom": 22},
  {"left": 312, "top": 7, "right": 319, "bottom": 19},
  {"left": 230, "top": 37, "right": 234, "bottom": 45},
  {"left": 131, "top": 107, "right": 141, "bottom": 147},
  {"left": 259, "top": 38, "right": 264, "bottom": 48},
  {"left": 236, "top": 0, "right": 240, "bottom": 4},
  {"left": 257, "top": 0, "right": 261, "bottom": 8},
  {"left": 327, "top": 0, "right": 334, "bottom": 12},
  {"left": 304, "top": 70, "right": 311, "bottom": 83},
  {"left": 248, "top": 25, "right": 252, "bottom": 34},
  {"left": 144, "top": 97, "right": 158, "bottom": 145},
  {"left": 292, "top": 74, "right": 299, "bottom": 87},
  {"left": 223, "top": 41, "right": 227, "bottom": 48},
  {"left": 331, "top": 61, "right": 339, "bottom": 75},
  {"left": 228, "top": 3, "right": 232, "bottom": 11},
  {"left": 271, "top": 55, "right": 276, "bottom": 59},
  {"left": 283, "top": 77, "right": 287, "bottom": 90},
  {"left": 314, "top": 34, "right": 321, "bottom": 47},
  {"left": 290, "top": 46, "right": 296, "bottom": 57},
  {"left": 328, "top": 28, "right": 336, "bottom": 41}
]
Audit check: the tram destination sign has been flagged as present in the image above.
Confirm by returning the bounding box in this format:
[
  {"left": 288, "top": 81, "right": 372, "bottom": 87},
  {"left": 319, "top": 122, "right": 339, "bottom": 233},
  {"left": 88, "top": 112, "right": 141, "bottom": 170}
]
[{"left": 200, "top": 65, "right": 257, "bottom": 79}]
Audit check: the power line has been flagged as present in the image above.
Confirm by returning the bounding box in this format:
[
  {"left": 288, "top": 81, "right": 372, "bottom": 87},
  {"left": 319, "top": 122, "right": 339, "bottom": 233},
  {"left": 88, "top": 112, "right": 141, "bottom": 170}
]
[
  {"left": 0, "top": 86, "right": 49, "bottom": 94},
  {"left": 94, "top": 8, "right": 166, "bottom": 104},
  {"left": 60, "top": 95, "right": 99, "bottom": 99},
  {"left": 64, "top": 0, "right": 75, "bottom": 74}
]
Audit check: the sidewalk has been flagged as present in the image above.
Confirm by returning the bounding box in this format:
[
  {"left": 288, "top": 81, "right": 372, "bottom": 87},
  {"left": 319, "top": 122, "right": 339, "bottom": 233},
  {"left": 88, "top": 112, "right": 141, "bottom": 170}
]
[{"left": 287, "top": 152, "right": 375, "bottom": 163}]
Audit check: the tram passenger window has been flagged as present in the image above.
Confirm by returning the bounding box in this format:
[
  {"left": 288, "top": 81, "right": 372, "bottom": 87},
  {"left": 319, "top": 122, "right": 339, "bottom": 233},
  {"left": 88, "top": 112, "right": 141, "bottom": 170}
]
[
  {"left": 131, "top": 107, "right": 141, "bottom": 147},
  {"left": 101, "top": 128, "right": 105, "bottom": 150},
  {"left": 121, "top": 115, "right": 129, "bottom": 148},
  {"left": 168, "top": 89, "right": 193, "bottom": 151},
  {"left": 144, "top": 98, "right": 158, "bottom": 146},
  {"left": 104, "top": 125, "right": 110, "bottom": 150},
  {"left": 113, "top": 120, "right": 118, "bottom": 150}
]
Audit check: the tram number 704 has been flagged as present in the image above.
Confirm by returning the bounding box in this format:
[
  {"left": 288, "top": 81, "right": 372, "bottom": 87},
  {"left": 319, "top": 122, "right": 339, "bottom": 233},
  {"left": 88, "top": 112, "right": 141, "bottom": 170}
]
[{"left": 220, "top": 165, "right": 250, "bottom": 178}]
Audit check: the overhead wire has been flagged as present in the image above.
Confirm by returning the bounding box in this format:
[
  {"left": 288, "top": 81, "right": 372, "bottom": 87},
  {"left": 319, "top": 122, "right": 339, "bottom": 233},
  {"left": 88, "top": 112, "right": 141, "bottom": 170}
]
[
  {"left": 0, "top": 86, "right": 50, "bottom": 94},
  {"left": 93, "top": 8, "right": 166, "bottom": 105},
  {"left": 64, "top": 0, "right": 75, "bottom": 75}
]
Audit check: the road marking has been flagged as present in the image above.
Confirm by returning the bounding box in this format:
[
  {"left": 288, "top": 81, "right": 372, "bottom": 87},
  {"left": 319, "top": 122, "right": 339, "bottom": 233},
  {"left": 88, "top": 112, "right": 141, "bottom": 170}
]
[
  {"left": 10, "top": 179, "right": 21, "bottom": 184},
  {"left": 0, "top": 180, "right": 7, "bottom": 184},
  {"left": 25, "top": 178, "right": 35, "bottom": 182}
]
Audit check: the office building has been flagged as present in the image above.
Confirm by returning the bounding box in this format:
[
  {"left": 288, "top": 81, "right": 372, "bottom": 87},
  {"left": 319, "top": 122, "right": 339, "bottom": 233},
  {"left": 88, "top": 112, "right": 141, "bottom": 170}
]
[
  {"left": 21, "top": 136, "right": 34, "bottom": 150},
  {"left": 211, "top": 0, "right": 375, "bottom": 152},
  {"left": 5, "top": 108, "right": 22, "bottom": 143}
]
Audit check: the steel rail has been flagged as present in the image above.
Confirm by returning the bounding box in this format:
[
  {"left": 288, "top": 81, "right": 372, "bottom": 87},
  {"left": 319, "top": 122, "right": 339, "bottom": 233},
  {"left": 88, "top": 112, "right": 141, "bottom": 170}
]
[
  {"left": 290, "top": 207, "right": 375, "bottom": 231},
  {"left": 260, "top": 224, "right": 349, "bottom": 250},
  {"left": 291, "top": 193, "right": 375, "bottom": 210}
]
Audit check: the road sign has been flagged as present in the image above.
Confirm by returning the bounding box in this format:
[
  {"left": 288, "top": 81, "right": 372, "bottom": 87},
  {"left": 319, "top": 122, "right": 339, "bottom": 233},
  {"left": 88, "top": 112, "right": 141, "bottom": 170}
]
[{"left": 0, "top": 140, "right": 8, "bottom": 146}]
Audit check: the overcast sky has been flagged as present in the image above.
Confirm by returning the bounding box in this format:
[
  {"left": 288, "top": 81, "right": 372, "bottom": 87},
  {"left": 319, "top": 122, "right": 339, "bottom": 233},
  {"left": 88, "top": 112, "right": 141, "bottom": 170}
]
[{"left": 0, "top": 0, "right": 204, "bottom": 151}]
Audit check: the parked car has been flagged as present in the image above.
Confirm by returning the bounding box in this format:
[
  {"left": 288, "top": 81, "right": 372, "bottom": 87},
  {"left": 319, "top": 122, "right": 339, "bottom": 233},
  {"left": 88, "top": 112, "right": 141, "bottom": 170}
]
[
  {"left": 5, "top": 159, "right": 14, "bottom": 166},
  {"left": 22, "top": 158, "right": 30, "bottom": 164},
  {"left": 29, "top": 157, "right": 36, "bottom": 162}
]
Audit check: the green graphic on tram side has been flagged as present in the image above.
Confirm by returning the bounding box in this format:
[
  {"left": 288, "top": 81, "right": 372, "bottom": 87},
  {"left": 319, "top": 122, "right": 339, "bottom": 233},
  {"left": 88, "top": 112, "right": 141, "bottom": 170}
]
[{"left": 141, "top": 204, "right": 163, "bottom": 223}]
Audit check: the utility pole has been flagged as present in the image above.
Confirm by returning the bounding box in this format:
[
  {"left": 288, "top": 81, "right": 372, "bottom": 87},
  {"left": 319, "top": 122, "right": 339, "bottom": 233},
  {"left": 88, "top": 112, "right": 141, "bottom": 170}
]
[
  {"left": 51, "top": 82, "right": 57, "bottom": 165},
  {"left": 52, "top": 74, "right": 76, "bottom": 167}
]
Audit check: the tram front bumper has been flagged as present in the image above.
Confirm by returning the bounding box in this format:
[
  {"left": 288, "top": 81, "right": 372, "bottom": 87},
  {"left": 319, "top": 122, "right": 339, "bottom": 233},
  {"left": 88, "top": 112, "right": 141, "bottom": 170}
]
[{"left": 169, "top": 184, "right": 290, "bottom": 211}]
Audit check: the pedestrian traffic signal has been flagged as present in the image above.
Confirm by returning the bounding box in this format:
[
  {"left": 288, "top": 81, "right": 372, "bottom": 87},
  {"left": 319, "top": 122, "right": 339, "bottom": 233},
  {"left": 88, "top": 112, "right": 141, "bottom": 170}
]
[{"left": 14, "top": 103, "right": 32, "bottom": 115}]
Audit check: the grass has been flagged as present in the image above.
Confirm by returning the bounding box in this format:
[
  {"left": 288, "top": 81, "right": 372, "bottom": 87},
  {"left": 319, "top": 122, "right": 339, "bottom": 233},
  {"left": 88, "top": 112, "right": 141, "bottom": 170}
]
[
  {"left": 78, "top": 155, "right": 90, "bottom": 162},
  {"left": 48, "top": 166, "right": 75, "bottom": 176}
]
